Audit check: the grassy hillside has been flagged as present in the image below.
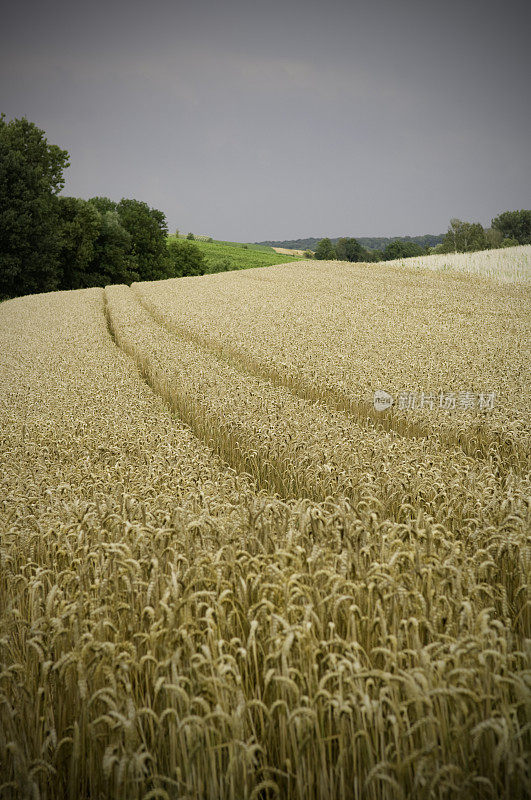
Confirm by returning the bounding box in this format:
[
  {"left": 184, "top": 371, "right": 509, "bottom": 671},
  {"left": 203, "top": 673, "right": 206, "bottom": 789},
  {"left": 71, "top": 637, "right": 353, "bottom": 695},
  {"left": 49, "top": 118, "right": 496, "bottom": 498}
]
[
  {"left": 0, "top": 248, "right": 529, "bottom": 799},
  {"left": 169, "top": 234, "right": 299, "bottom": 272}
]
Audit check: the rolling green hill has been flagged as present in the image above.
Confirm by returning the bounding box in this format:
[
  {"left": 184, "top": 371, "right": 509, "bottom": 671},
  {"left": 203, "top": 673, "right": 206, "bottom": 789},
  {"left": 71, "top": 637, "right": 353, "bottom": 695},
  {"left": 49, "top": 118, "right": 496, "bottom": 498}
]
[{"left": 169, "top": 235, "right": 299, "bottom": 273}]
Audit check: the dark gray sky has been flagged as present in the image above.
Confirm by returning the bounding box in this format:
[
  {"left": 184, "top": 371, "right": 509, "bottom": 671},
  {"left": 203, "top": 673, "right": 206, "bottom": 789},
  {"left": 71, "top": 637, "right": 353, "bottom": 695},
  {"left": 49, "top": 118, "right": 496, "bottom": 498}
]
[{"left": 1, "top": 0, "right": 530, "bottom": 241}]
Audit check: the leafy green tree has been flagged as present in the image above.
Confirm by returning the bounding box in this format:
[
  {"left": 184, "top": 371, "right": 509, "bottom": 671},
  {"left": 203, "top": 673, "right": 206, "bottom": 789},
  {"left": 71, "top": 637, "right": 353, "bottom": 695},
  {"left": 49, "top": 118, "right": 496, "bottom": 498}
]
[
  {"left": 491, "top": 210, "right": 531, "bottom": 245},
  {"left": 167, "top": 239, "right": 206, "bottom": 277},
  {"left": 440, "top": 219, "right": 488, "bottom": 253},
  {"left": 485, "top": 227, "right": 503, "bottom": 249},
  {"left": 56, "top": 197, "right": 101, "bottom": 289},
  {"left": 314, "top": 238, "right": 336, "bottom": 260},
  {"left": 335, "top": 237, "right": 365, "bottom": 262},
  {"left": 0, "top": 117, "right": 175, "bottom": 295},
  {"left": 382, "top": 241, "right": 425, "bottom": 260},
  {"left": 0, "top": 115, "right": 69, "bottom": 299},
  {"left": 303, "top": 249, "right": 314, "bottom": 259},
  {"left": 85, "top": 210, "right": 139, "bottom": 287},
  {"left": 500, "top": 237, "right": 520, "bottom": 248},
  {"left": 466, "top": 223, "right": 488, "bottom": 251},
  {"left": 116, "top": 198, "right": 170, "bottom": 281},
  {"left": 364, "top": 249, "right": 383, "bottom": 262},
  {"left": 87, "top": 197, "right": 172, "bottom": 283},
  {"left": 208, "top": 257, "right": 232, "bottom": 274},
  {"left": 187, "top": 232, "right": 195, "bottom": 240},
  {"left": 362, "top": 247, "right": 373, "bottom": 261},
  {"left": 88, "top": 196, "right": 117, "bottom": 215}
]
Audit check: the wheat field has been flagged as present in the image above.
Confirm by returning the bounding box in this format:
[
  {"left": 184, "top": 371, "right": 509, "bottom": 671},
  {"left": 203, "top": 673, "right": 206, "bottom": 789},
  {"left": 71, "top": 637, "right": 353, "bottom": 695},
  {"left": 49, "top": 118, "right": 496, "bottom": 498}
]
[
  {"left": 0, "top": 249, "right": 529, "bottom": 799},
  {"left": 383, "top": 245, "right": 531, "bottom": 284},
  {"left": 272, "top": 248, "right": 307, "bottom": 257}
]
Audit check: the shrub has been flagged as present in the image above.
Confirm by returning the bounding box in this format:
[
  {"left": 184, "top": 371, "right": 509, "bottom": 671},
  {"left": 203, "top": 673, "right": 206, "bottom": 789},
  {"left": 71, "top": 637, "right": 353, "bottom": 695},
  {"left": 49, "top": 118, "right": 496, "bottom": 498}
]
[{"left": 167, "top": 238, "right": 206, "bottom": 276}]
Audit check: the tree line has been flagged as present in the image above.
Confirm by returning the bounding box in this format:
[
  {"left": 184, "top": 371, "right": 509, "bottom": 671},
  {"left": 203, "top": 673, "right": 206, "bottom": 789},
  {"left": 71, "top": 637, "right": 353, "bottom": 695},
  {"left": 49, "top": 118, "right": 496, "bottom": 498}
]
[
  {"left": 312, "top": 237, "right": 426, "bottom": 262},
  {"left": 257, "top": 234, "right": 445, "bottom": 251},
  {"left": 0, "top": 116, "right": 206, "bottom": 300},
  {"left": 435, "top": 214, "right": 530, "bottom": 253},
  {"left": 311, "top": 213, "right": 530, "bottom": 262}
]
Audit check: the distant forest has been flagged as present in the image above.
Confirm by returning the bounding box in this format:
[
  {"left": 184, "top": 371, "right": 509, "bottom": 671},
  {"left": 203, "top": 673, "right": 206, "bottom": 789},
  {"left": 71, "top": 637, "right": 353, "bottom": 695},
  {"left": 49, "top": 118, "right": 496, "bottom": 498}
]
[{"left": 256, "top": 234, "right": 445, "bottom": 251}]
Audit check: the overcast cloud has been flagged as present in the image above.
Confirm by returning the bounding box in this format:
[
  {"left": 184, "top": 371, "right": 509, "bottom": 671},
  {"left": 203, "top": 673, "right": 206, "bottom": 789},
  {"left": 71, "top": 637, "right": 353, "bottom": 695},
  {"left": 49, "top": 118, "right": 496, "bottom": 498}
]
[{"left": 1, "top": 0, "right": 530, "bottom": 240}]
